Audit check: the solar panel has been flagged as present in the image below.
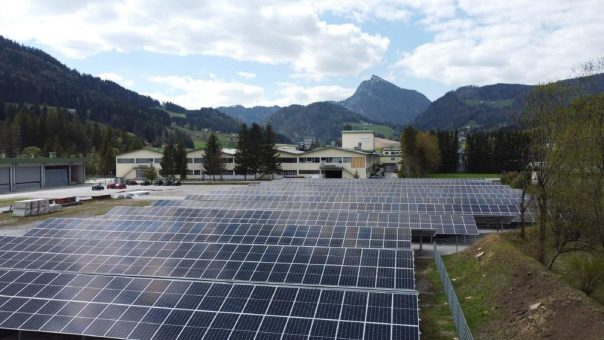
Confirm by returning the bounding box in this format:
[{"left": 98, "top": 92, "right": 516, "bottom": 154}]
[
  {"left": 29, "top": 217, "right": 413, "bottom": 248},
  {"left": 0, "top": 178, "right": 523, "bottom": 338},
  {"left": 0, "top": 236, "right": 415, "bottom": 290},
  {"left": 0, "top": 269, "right": 420, "bottom": 339},
  {"left": 153, "top": 199, "right": 519, "bottom": 219},
  {"left": 99, "top": 207, "right": 478, "bottom": 235}
]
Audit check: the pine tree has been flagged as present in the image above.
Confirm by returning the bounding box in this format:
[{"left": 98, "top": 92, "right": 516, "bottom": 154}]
[
  {"left": 99, "top": 130, "right": 115, "bottom": 176},
  {"left": 248, "top": 123, "right": 263, "bottom": 179},
  {"left": 399, "top": 126, "right": 417, "bottom": 177},
  {"left": 175, "top": 143, "right": 188, "bottom": 180},
  {"left": 260, "top": 124, "right": 281, "bottom": 179},
  {"left": 234, "top": 124, "right": 251, "bottom": 180},
  {"left": 202, "top": 133, "right": 225, "bottom": 181},
  {"left": 160, "top": 144, "right": 176, "bottom": 181}
]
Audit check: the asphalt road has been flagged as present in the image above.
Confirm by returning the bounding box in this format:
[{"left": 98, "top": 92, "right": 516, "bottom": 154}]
[{"left": 0, "top": 184, "right": 239, "bottom": 201}]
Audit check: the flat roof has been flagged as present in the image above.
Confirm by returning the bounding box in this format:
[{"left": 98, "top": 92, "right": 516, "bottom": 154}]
[
  {"left": 0, "top": 157, "right": 86, "bottom": 165},
  {"left": 341, "top": 130, "right": 374, "bottom": 134}
]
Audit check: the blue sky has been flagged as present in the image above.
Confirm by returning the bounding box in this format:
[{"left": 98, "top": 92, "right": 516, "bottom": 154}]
[{"left": 2, "top": 1, "right": 603, "bottom": 109}]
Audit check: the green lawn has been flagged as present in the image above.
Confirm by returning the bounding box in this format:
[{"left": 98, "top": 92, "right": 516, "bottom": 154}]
[
  {"left": 427, "top": 173, "right": 499, "bottom": 179},
  {"left": 346, "top": 122, "right": 399, "bottom": 140}
]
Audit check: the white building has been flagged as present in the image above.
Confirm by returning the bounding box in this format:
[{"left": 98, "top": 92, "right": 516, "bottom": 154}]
[{"left": 116, "top": 131, "right": 386, "bottom": 180}]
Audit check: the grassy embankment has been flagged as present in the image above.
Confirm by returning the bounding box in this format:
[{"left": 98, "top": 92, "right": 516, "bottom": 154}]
[
  {"left": 420, "top": 233, "right": 604, "bottom": 339},
  {"left": 426, "top": 173, "right": 499, "bottom": 179}
]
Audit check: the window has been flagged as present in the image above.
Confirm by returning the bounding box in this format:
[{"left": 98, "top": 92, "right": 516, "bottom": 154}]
[
  {"left": 136, "top": 158, "right": 153, "bottom": 164},
  {"left": 300, "top": 157, "right": 320, "bottom": 163},
  {"left": 187, "top": 170, "right": 194, "bottom": 175},
  {"left": 342, "top": 157, "right": 351, "bottom": 163},
  {"left": 187, "top": 158, "right": 194, "bottom": 163},
  {"left": 224, "top": 158, "right": 234, "bottom": 163},
  {"left": 299, "top": 170, "right": 320, "bottom": 174},
  {"left": 194, "top": 158, "right": 204, "bottom": 163},
  {"left": 117, "top": 158, "right": 135, "bottom": 164},
  {"left": 279, "top": 170, "right": 297, "bottom": 176},
  {"left": 194, "top": 170, "right": 201, "bottom": 176},
  {"left": 278, "top": 157, "right": 297, "bottom": 163},
  {"left": 154, "top": 158, "right": 161, "bottom": 163}
]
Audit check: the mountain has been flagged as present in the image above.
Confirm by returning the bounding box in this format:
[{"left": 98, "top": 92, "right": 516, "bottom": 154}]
[
  {"left": 268, "top": 102, "right": 371, "bottom": 143},
  {"left": 217, "top": 105, "right": 281, "bottom": 124},
  {"left": 164, "top": 102, "right": 241, "bottom": 133},
  {"left": 413, "top": 84, "right": 532, "bottom": 130},
  {"left": 414, "top": 74, "right": 604, "bottom": 131},
  {"left": 339, "top": 75, "right": 431, "bottom": 125},
  {"left": 0, "top": 36, "right": 183, "bottom": 146}
]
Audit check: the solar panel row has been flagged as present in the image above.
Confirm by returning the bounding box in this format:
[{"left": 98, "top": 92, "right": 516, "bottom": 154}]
[
  {"left": 0, "top": 269, "right": 419, "bottom": 340},
  {"left": 0, "top": 178, "right": 524, "bottom": 339}
]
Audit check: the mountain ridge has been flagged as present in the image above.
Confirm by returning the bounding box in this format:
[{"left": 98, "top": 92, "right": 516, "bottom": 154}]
[{"left": 338, "top": 74, "right": 431, "bottom": 125}]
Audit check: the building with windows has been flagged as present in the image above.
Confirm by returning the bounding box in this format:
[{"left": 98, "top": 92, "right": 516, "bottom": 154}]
[
  {"left": 0, "top": 155, "right": 86, "bottom": 193},
  {"left": 116, "top": 131, "right": 391, "bottom": 180}
]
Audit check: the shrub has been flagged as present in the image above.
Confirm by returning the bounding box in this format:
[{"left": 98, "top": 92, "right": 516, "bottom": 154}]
[{"left": 569, "top": 255, "right": 604, "bottom": 296}]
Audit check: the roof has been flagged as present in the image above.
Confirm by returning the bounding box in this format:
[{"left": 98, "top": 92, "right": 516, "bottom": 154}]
[
  {"left": 0, "top": 156, "right": 86, "bottom": 165},
  {"left": 302, "top": 146, "right": 378, "bottom": 156},
  {"left": 341, "top": 130, "right": 375, "bottom": 134}
]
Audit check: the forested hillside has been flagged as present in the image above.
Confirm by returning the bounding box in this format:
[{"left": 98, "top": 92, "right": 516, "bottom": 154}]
[
  {"left": 0, "top": 36, "right": 191, "bottom": 147},
  {"left": 414, "top": 74, "right": 604, "bottom": 130},
  {"left": 216, "top": 105, "right": 281, "bottom": 124},
  {"left": 164, "top": 103, "right": 242, "bottom": 133},
  {"left": 269, "top": 102, "right": 372, "bottom": 143}
]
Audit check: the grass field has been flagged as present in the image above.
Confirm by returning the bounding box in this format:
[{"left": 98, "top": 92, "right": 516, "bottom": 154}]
[
  {"left": 0, "top": 198, "right": 32, "bottom": 207},
  {"left": 346, "top": 122, "right": 399, "bottom": 140},
  {"left": 416, "top": 258, "right": 457, "bottom": 339},
  {"left": 0, "top": 199, "right": 150, "bottom": 228},
  {"left": 427, "top": 173, "right": 500, "bottom": 179}
]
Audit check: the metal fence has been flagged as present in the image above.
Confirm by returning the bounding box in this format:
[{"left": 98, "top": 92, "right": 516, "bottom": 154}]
[{"left": 433, "top": 242, "right": 474, "bottom": 340}]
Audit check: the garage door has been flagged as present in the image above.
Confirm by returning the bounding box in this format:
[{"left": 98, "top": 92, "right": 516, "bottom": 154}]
[
  {"left": 45, "top": 166, "right": 69, "bottom": 187},
  {"left": 0, "top": 167, "right": 9, "bottom": 193},
  {"left": 15, "top": 166, "right": 41, "bottom": 191}
]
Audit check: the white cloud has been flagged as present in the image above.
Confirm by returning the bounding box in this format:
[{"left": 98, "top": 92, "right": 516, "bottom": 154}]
[
  {"left": 97, "top": 72, "right": 134, "bottom": 87},
  {"left": 0, "top": 0, "right": 389, "bottom": 78},
  {"left": 393, "top": 0, "right": 604, "bottom": 86},
  {"left": 145, "top": 75, "right": 353, "bottom": 108},
  {"left": 237, "top": 71, "right": 256, "bottom": 79},
  {"left": 272, "top": 83, "right": 354, "bottom": 106},
  {"left": 147, "top": 75, "right": 266, "bottom": 108}
]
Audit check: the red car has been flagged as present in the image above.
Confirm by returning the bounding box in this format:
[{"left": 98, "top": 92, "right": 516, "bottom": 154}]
[{"left": 107, "top": 183, "right": 127, "bottom": 189}]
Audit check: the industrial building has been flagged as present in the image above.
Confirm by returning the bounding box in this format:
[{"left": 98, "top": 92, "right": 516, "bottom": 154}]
[
  {"left": 0, "top": 155, "right": 86, "bottom": 193},
  {"left": 116, "top": 130, "right": 398, "bottom": 180}
]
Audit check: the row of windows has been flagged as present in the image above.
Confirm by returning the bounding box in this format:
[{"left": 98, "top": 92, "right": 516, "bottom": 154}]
[
  {"left": 119, "top": 157, "right": 236, "bottom": 164},
  {"left": 299, "top": 170, "right": 321, "bottom": 174},
  {"left": 117, "top": 158, "right": 161, "bottom": 164},
  {"left": 279, "top": 170, "right": 298, "bottom": 176}
]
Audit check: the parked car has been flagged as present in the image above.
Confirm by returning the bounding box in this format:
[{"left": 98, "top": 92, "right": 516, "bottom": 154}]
[
  {"left": 126, "top": 179, "right": 138, "bottom": 185},
  {"left": 141, "top": 180, "right": 151, "bottom": 186},
  {"left": 173, "top": 180, "right": 181, "bottom": 186},
  {"left": 107, "top": 183, "right": 127, "bottom": 189},
  {"left": 154, "top": 179, "right": 164, "bottom": 186},
  {"left": 91, "top": 183, "right": 104, "bottom": 191}
]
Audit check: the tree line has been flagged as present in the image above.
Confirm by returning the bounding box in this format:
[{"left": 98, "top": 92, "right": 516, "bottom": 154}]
[
  {"left": 0, "top": 102, "right": 142, "bottom": 176},
  {"left": 465, "top": 130, "right": 530, "bottom": 173},
  {"left": 235, "top": 123, "right": 281, "bottom": 179},
  {"left": 154, "top": 123, "right": 281, "bottom": 181},
  {"left": 516, "top": 68, "right": 604, "bottom": 275},
  {"left": 398, "top": 127, "right": 458, "bottom": 177}
]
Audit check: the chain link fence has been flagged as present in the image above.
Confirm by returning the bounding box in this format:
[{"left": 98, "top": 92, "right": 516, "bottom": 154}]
[{"left": 433, "top": 242, "right": 474, "bottom": 340}]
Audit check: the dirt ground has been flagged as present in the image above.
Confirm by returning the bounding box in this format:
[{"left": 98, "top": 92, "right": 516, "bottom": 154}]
[{"left": 456, "top": 235, "right": 604, "bottom": 340}]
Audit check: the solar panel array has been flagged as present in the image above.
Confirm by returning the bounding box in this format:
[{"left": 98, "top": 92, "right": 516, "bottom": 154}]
[{"left": 0, "top": 178, "right": 526, "bottom": 339}]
